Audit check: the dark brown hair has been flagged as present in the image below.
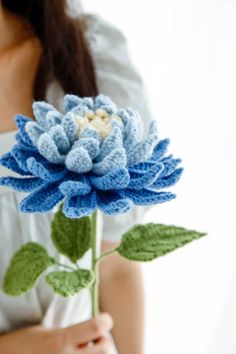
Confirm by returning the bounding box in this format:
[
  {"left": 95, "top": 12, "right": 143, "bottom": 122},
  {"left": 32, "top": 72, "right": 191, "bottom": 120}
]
[{"left": 2, "top": 0, "right": 98, "bottom": 100}]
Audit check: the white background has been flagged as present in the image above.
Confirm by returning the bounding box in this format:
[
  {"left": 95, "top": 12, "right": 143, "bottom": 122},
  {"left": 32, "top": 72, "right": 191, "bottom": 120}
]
[{"left": 82, "top": 1, "right": 236, "bottom": 353}]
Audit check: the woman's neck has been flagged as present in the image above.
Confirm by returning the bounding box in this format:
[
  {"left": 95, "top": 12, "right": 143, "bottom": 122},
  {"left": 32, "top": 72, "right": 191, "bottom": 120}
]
[{"left": 0, "top": 4, "right": 31, "bottom": 50}]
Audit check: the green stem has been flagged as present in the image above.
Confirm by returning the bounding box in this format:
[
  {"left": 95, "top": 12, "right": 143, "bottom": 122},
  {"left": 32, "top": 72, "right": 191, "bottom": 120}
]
[
  {"left": 91, "top": 211, "right": 98, "bottom": 318},
  {"left": 55, "top": 262, "right": 76, "bottom": 271},
  {"left": 96, "top": 248, "right": 118, "bottom": 264}
]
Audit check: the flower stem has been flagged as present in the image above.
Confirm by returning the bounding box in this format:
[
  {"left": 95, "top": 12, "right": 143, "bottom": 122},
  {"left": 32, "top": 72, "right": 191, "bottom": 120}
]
[
  {"left": 91, "top": 210, "right": 98, "bottom": 318},
  {"left": 96, "top": 248, "right": 118, "bottom": 264}
]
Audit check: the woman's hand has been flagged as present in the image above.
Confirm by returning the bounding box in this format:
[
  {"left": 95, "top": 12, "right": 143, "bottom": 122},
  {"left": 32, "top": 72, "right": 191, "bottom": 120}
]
[{"left": 0, "top": 313, "right": 113, "bottom": 354}]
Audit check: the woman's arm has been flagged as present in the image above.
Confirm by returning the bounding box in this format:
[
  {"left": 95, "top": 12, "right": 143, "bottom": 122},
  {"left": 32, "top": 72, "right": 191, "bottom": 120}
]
[{"left": 99, "top": 241, "right": 145, "bottom": 354}]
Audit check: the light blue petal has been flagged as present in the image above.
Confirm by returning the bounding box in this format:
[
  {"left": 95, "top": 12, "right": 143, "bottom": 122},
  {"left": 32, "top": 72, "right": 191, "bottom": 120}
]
[
  {"left": 94, "top": 95, "right": 117, "bottom": 114},
  {"left": 59, "top": 179, "right": 91, "bottom": 197},
  {"left": 32, "top": 101, "right": 56, "bottom": 129},
  {"left": 63, "top": 191, "right": 97, "bottom": 218},
  {"left": 37, "top": 133, "right": 65, "bottom": 164},
  {"left": 123, "top": 115, "right": 140, "bottom": 153},
  {"left": 72, "top": 138, "right": 100, "bottom": 160},
  {"left": 20, "top": 183, "right": 64, "bottom": 213},
  {"left": 49, "top": 125, "right": 70, "bottom": 154},
  {"left": 80, "top": 126, "right": 101, "bottom": 142},
  {"left": 61, "top": 112, "right": 78, "bottom": 144},
  {"left": 96, "top": 121, "right": 123, "bottom": 162},
  {"left": 25, "top": 121, "right": 45, "bottom": 146},
  {"left": 92, "top": 148, "right": 127, "bottom": 176},
  {"left": 64, "top": 94, "right": 83, "bottom": 113},
  {"left": 65, "top": 147, "right": 92, "bottom": 173},
  {"left": 90, "top": 168, "right": 130, "bottom": 190},
  {"left": 45, "top": 110, "right": 63, "bottom": 129},
  {"left": 126, "top": 141, "right": 153, "bottom": 166}
]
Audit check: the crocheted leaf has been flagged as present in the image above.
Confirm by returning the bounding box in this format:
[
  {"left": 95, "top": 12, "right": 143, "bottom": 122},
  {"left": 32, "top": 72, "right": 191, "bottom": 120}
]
[
  {"left": 3, "top": 242, "right": 55, "bottom": 296},
  {"left": 46, "top": 269, "right": 94, "bottom": 297},
  {"left": 118, "top": 224, "right": 206, "bottom": 262},
  {"left": 51, "top": 207, "right": 91, "bottom": 263}
]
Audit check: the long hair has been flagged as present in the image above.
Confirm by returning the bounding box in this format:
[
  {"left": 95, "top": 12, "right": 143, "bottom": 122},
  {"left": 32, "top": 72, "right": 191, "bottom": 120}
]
[{"left": 2, "top": 0, "right": 98, "bottom": 100}]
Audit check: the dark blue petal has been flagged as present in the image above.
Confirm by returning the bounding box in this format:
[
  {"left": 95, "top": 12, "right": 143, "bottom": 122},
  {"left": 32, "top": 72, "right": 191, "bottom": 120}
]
[
  {"left": 20, "top": 183, "right": 64, "bottom": 213},
  {"left": 0, "top": 177, "right": 45, "bottom": 192},
  {"left": 159, "top": 158, "right": 182, "bottom": 177},
  {"left": 27, "top": 157, "right": 67, "bottom": 182},
  {"left": 63, "top": 191, "right": 97, "bottom": 218},
  {"left": 128, "top": 163, "right": 164, "bottom": 190},
  {"left": 11, "top": 146, "right": 39, "bottom": 172},
  {"left": 121, "top": 189, "right": 176, "bottom": 205},
  {"left": 15, "top": 133, "right": 37, "bottom": 152},
  {"left": 90, "top": 168, "right": 130, "bottom": 190},
  {"left": 97, "top": 191, "right": 132, "bottom": 215},
  {"left": 129, "top": 160, "right": 156, "bottom": 174},
  {"left": 15, "top": 115, "right": 34, "bottom": 147},
  {"left": 150, "top": 138, "right": 170, "bottom": 162},
  {"left": 150, "top": 168, "right": 184, "bottom": 189},
  {"left": 59, "top": 180, "right": 91, "bottom": 197},
  {"left": 0, "top": 152, "right": 31, "bottom": 176}
]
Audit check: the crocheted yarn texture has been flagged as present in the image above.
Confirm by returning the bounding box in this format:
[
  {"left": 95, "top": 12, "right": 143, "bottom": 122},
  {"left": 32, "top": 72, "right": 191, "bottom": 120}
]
[{"left": 0, "top": 95, "right": 183, "bottom": 218}]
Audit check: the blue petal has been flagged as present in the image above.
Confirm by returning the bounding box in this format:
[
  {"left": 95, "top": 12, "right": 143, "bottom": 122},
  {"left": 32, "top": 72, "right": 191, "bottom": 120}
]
[
  {"left": 123, "top": 116, "right": 140, "bottom": 153},
  {"left": 0, "top": 152, "right": 31, "bottom": 176},
  {"left": 159, "top": 158, "right": 182, "bottom": 177},
  {"left": 90, "top": 168, "right": 130, "bottom": 190},
  {"left": 92, "top": 148, "right": 127, "bottom": 176},
  {"left": 80, "top": 126, "right": 101, "bottom": 142},
  {"left": 20, "top": 183, "right": 64, "bottom": 213},
  {"left": 121, "top": 189, "right": 176, "bottom": 205},
  {"left": 96, "top": 121, "right": 123, "bottom": 162},
  {"left": 0, "top": 177, "right": 45, "bottom": 192},
  {"left": 94, "top": 95, "right": 117, "bottom": 114},
  {"left": 72, "top": 138, "right": 100, "bottom": 160},
  {"left": 32, "top": 101, "right": 56, "bottom": 129},
  {"left": 127, "top": 141, "right": 154, "bottom": 166},
  {"left": 150, "top": 138, "right": 170, "bottom": 162},
  {"left": 128, "top": 160, "right": 156, "bottom": 174},
  {"left": 151, "top": 168, "right": 184, "bottom": 189},
  {"left": 15, "top": 133, "right": 37, "bottom": 152},
  {"left": 97, "top": 191, "right": 132, "bottom": 215},
  {"left": 37, "top": 133, "right": 65, "bottom": 164},
  {"left": 63, "top": 94, "right": 83, "bottom": 113},
  {"left": 49, "top": 125, "right": 70, "bottom": 155},
  {"left": 27, "top": 157, "right": 67, "bottom": 182},
  {"left": 63, "top": 191, "right": 97, "bottom": 218},
  {"left": 61, "top": 112, "right": 78, "bottom": 144},
  {"left": 25, "top": 121, "right": 45, "bottom": 146},
  {"left": 11, "top": 146, "right": 37, "bottom": 172},
  {"left": 59, "top": 179, "right": 91, "bottom": 197},
  {"left": 128, "top": 163, "right": 164, "bottom": 190},
  {"left": 45, "top": 110, "right": 63, "bottom": 129},
  {"left": 15, "top": 115, "right": 34, "bottom": 147},
  {"left": 65, "top": 147, "right": 92, "bottom": 174}
]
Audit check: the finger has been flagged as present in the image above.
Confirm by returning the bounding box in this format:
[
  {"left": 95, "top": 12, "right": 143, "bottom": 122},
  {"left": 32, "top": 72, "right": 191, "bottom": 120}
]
[
  {"left": 78, "top": 337, "right": 112, "bottom": 353},
  {"left": 65, "top": 313, "right": 113, "bottom": 345}
]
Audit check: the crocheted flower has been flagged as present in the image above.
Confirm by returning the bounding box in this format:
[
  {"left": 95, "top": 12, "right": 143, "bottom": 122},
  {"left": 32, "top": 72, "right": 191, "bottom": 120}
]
[{"left": 0, "top": 95, "right": 183, "bottom": 218}]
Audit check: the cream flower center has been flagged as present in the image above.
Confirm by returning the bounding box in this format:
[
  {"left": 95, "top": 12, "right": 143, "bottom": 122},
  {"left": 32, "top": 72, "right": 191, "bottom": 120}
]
[{"left": 74, "top": 109, "right": 122, "bottom": 139}]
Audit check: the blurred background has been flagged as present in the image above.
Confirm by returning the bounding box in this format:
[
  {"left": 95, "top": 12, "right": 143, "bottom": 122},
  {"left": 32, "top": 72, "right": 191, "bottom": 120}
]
[{"left": 81, "top": 1, "right": 236, "bottom": 353}]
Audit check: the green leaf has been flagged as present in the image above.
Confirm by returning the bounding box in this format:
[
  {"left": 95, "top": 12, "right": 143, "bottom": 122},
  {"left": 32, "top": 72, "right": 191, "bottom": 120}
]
[
  {"left": 51, "top": 207, "right": 91, "bottom": 263},
  {"left": 3, "top": 242, "right": 55, "bottom": 296},
  {"left": 46, "top": 269, "right": 94, "bottom": 297},
  {"left": 117, "top": 224, "right": 206, "bottom": 262}
]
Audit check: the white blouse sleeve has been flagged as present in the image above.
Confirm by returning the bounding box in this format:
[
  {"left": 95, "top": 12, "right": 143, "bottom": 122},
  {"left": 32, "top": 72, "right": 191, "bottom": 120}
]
[{"left": 85, "top": 14, "right": 153, "bottom": 243}]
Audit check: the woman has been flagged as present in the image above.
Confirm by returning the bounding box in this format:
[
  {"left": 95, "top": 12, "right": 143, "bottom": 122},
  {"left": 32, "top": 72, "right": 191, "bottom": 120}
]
[{"left": 0, "top": 1, "right": 151, "bottom": 353}]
